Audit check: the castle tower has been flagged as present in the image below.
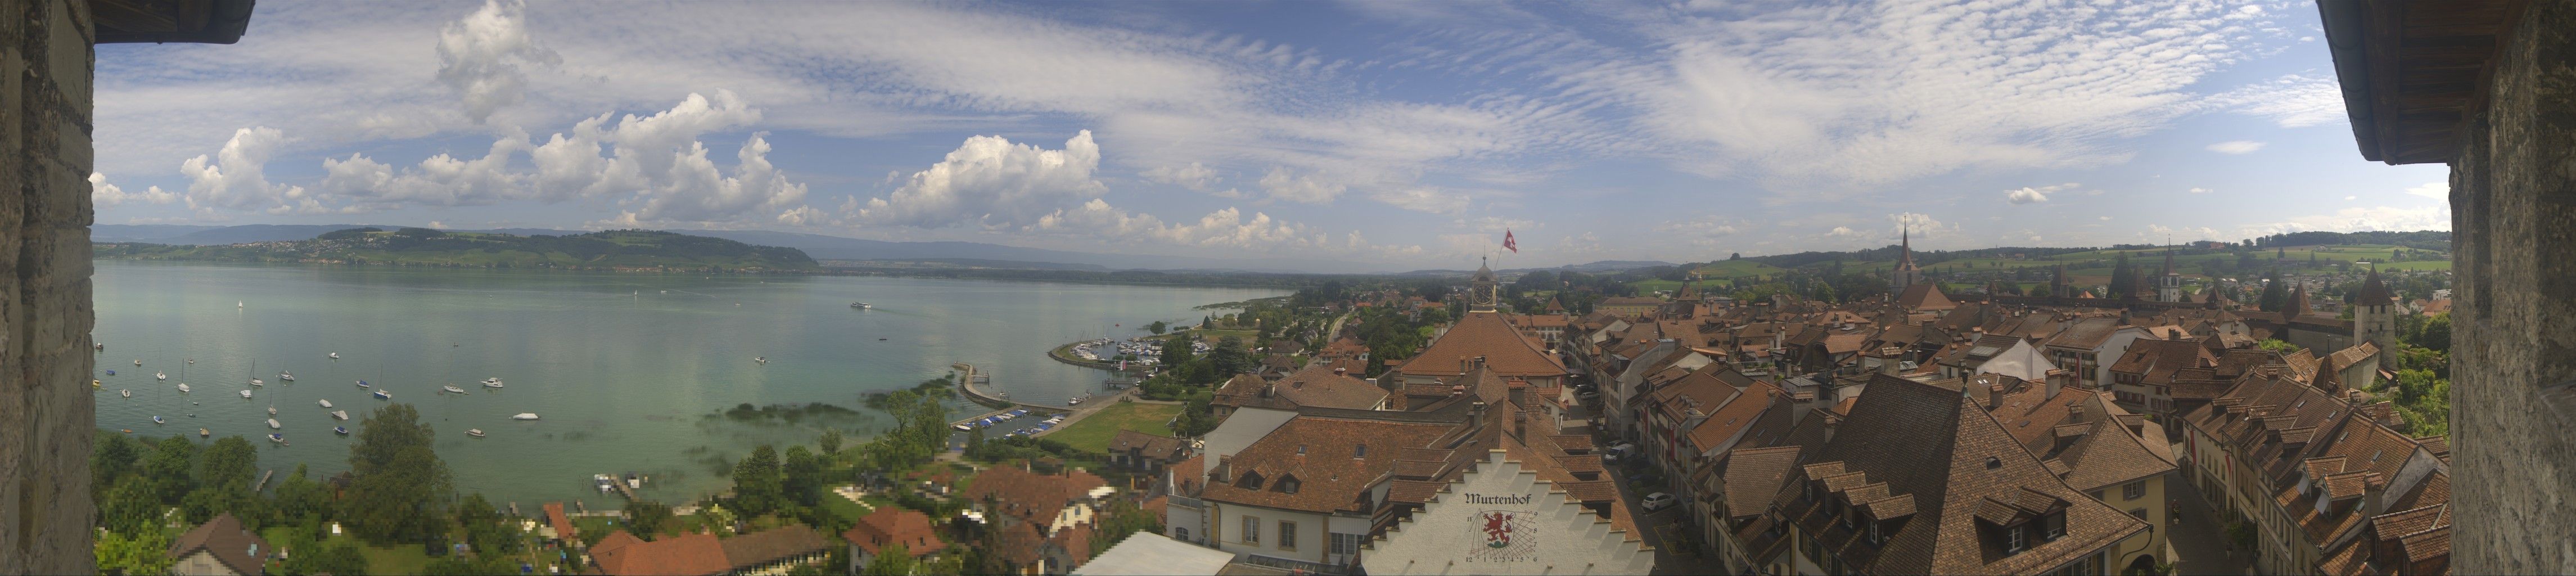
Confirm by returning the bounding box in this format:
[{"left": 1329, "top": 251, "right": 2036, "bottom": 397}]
[
  {"left": 2158, "top": 249, "right": 2183, "bottom": 303},
  {"left": 2052, "top": 263, "right": 2071, "bottom": 298},
  {"left": 1469, "top": 257, "right": 1499, "bottom": 313},
  {"left": 1889, "top": 222, "right": 1923, "bottom": 293},
  {"left": 2352, "top": 264, "right": 2398, "bottom": 352},
  {"left": 2284, "top": 284, "right": 2311, "bottom": 322}
]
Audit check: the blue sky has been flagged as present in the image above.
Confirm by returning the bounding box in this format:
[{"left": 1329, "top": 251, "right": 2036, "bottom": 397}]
[{"left": 88, "top": 1, "right": 2451, "bottom": 268}]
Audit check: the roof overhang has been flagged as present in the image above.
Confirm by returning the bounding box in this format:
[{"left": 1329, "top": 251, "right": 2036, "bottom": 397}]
[
  {"left": 2318, "top": 0, "right": 2531, "bottom": 165},
  {"left": 93, "top": 0, "right": 255, "bottom": 44}
]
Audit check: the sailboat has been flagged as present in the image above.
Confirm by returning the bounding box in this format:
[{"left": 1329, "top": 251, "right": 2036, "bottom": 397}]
[
  {"left": 318, "top": 399, "right": 333, "bottom": 408},
  {"left": 330, "top": 410, "right": 348, "bottom": 420},
  {"left": 481, "top": 377, "right": 504, "bottom": 388},
  {"left": 511, "top": 413, "right": 540, "bottom": 420},
  {"left": 466, "top": 429, "right": 486, "bottom": 438},
  {"left": 267, "top": 433, "right": 285, "bottom": 445},
  {"left": 372, "top": 390, "right": 390, "bottom": 399},
  {"left": 333, "top": 426, "right": 349, "bottom": 435},
  {"left": 266, "top": 418, "right": 280, "bottom": 430},
  {"left": 443, "top": 385, "right": 467, "bottom": 394},
  {"left": 133, "top": 359, "right": 141, "bottom": 366},
  {"left": 238, "top": 389, "right": 251, "bottom": 399},
  {"left": 177, "top": 383, "right": 190, "bottom": 393},
  {"left": 328, "top": 352, "right": 340, "bottom": 359},
  {"left": 151, "top": 416, "right": 164, "bottom": 424},
  {"left": 119, "top": 389, "right": 130, "bottom": 398},
  {"left": 279, "top": 371, "right": 294, "bottom": 382},
  {"left": 155, "top": 371, "right": 165, "bottom": 380},
  {"left": 356, "top": 380, "right": 369, "bottom": 388},
  {"left": 267, "top": 405, "right": 277, "bottom": 416}
]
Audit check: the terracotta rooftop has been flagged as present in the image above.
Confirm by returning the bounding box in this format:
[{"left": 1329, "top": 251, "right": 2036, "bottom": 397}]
[
  {"left": 843, "top": 507, "right": 948, "bottom": 557},
  {"left": 1397, "top": 311, "right": 1567, "bottom": 378},
  {"left": 592, "top": 531, "right": 729, "bottom": 575},
  {"left": 166, "top": 513, "right": 269, "bottom": 576},
  {"left": 1203, "top": 416, "right": 1455, "bottom": 514}
]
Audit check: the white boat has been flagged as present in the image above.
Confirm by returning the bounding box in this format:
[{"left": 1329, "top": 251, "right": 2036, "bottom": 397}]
[
  {"left": 330, "top": 410, "right": 348, "bottom": 420},
  {"left": 268, "top": 433, "right": 285, "bottom": 445},
  {"left": 443, "top": 385, "right": 467, "bottom": 394},
  {"left": 356, "top": 380, "right": 369, "bottom": 388},
  {"left": 318, "top": 399, "right": 333, "bottom": 408},
  {"left": 372, "top": 390, "right": 390, "bottom": 399},
  {"left": 481, "top": 377, "right": 504, "bottom": 388},
  {"left": 120, "top": 389, "right": 130, "bottom": 398},
  {"left": 328, "top": 352, "right": 340, "bottom": 359},
  {"left": 511, "top": 413, "right": 540, "bottom": 420},
  {"left": 279, "top": 372, "right": 294, "bottom": 382},
  {"left": 267, "top": 405, "right": 277, "bottom": 416},
  {"left": 152, "top": 416, "right": 164, "bottom": 424},
  {"left": 333, "top": 426, "right": 349, "bottom": 435},
  {"left": 250, "top": 379, "right": 263, "bottom": 386},
  {"left": 754, "top": 357, "right": 768, "bottom": 364},
  {"left": 177, "top": 383, "right": 191, "bottom": 393},
  {"left": 466, "top": 429, "right": 485, "bottom": 438},
  {"left": 133, "top": 359, "right": 142, "bottom": 366},
  {"left": 155, "top": 372, "right": 166, "bottom": 380},
  {"left": 1067, "top": 397, "right": 1082, "bottom": 406},
  {"left": 266, "top": 418, "right": 281, "bottom": 430},
  {"left": 238, "top": 389, "right": 252, "bottom": 399}
]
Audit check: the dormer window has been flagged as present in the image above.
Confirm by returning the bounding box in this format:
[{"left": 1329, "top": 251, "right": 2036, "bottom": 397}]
[
  {"left": 2043, "top": 512, "right": 2065, "bottom": 541},
  {"left": 1354, "top": 444, "right": 1367, "bottom": 458},
  {"left": 1297, "top": 445, "right": 1307, "bottom": 454},
  {"left": 1866, "top": 519, "right": 1884, "bottom": 545},
  {"left": 1238, "top": 471, "right": 1265, "bottom": 490},
  {"left": 2006, "top": 525, "right": 2027, "bottom": 554}
]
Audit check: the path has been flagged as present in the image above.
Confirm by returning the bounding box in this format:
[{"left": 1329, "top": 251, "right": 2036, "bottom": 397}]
[{"left": 2164, "top": 469, "right": 2253, "bottom": 575}]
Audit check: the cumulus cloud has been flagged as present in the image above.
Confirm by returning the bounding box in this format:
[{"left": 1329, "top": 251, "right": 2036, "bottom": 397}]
[
  {"left": 90, "top": 173, "right": 179, "bottom": 209},
  {"left": 2405, "top": 182, "right": 2448, "bottom": 199},
  {"left": 179, "top": 127, "right": 308, "bottom": 211},
  {"left": 1141, "top": 162, "right": 1220, "bottom": 191},
  {"left": 1371, "top": 187, "right": 1471, "bottom": 214},
  {"left": 1654, "top": 215, "right": 1743, "bottom": 247},
  {"left": 2237, "top": 204, "right": 2453, "bottom": 237},
  {"left": 1257, "top": 168, "right": 1347, "bottom": 205},
  {"left": 2205, "top": 74, "right": 2347, "bottom": 128},
  {"left": 856, "top": 130, "right": 1106, "bottom": 228},
  {"left": 436, "top": 0, "right": 562, "bottom": 123},
  {"left": 2206, "top": 141, "right": 2266, "bottom": 154},
  {"left": 1030, "top": 199, "right": 1356, "bottom": 252},
  {"left": 2006, "top": 183, "right": 2078, "bottom": 205}
]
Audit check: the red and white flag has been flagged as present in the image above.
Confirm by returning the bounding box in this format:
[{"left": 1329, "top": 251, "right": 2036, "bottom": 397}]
[{"left": 1503, "top": 230, "right": 1518, "bottom": 253}]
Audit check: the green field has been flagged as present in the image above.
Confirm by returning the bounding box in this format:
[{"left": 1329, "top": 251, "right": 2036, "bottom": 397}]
[{"left": 1046, "top": 401, "right": 1184, "bottom": 453}]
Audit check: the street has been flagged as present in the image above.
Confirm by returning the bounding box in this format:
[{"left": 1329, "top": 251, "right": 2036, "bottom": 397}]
[{"left": 2162, "top": 469, "right": 2254, "bottom": 575}]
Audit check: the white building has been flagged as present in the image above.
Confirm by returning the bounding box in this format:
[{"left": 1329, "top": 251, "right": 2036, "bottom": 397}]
[{"left": 1363, "top": 450, "right": 1655, "bottom": 575}]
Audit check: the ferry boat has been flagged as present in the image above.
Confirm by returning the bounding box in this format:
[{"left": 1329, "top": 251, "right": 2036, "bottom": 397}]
[
  {"left": 511, "top": 413, "right": 540, "bottom": 420},
  {"left": 482, "top": 377, "right": 504, "bottom": 388},
  {"left": 443, "top": 385, "right": 468, "bottom": 394},
  {"left": 318, "top": 399, "right": 333, "bottom": 408},
  {"left": 372, "top": 390, "right": 391, "bottom": 399},
  {"left": 466, "top": 429, "right": 486, "bottom": 438},
  {"left": 333, "top": 426, "right": 349, "bottom": 435},
  {"left": 267, "top": 418, "right": 281, "bottom": 430}
]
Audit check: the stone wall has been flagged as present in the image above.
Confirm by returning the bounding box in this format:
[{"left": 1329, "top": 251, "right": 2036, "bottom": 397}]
[
  {"left": 2451, "top": 1, "right": 2576, "bottom": 573},
  {"left": 0, "top": 0, "right": 97, "bottom": 573}
]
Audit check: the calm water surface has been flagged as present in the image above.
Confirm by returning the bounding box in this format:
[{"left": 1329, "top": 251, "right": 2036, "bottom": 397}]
[{"left": 91, "top": 260, "right": 1282, "bottom": 507}]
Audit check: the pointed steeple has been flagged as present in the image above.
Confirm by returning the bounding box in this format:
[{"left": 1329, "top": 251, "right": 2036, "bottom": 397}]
[
  {"left": 2354, "top": 263, "right": 2395, "bottom": 307},
  {"left": 2162, "top": 248, "right": 2177, "bottom": 276},
  {"left": 1896, "top": 222, "right": 1918, "bottom": 271}
]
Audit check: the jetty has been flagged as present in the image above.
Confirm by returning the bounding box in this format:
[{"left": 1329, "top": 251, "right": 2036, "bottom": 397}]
[{"left": 253, "top": 469, "right": 275, "bottom": 492}]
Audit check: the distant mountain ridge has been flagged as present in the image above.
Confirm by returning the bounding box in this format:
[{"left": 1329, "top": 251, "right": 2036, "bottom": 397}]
[{"left": 97, "top": 228, "right": 816, "bottom": 271}]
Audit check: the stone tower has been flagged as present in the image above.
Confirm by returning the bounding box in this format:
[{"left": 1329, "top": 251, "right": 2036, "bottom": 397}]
[
  {"left": 1889, "top": 223, "right": 1922, "bottom": 294},
  {"left": 2158, "top": 249, "right": 2183, "bottom": 303},
  {"left": 2352, "top": 264, "right": 2398, "bottom": 353},
  {"left": 2051, "top": 263, "right": 2072, "bottom": 298},
  {"left": 1469, "top": 257, "right": 1499, "bottom": 313}
]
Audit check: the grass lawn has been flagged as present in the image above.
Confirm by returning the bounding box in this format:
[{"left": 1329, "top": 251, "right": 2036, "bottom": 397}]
[
  {"left": 1049, "top": 402, "right": 1185, "bottom": 453},
  {"left": 818, "top": 489, "right": 874, "bottom": 523},
  {"left": 351, "top": 536, "right": 430, "bottom": 575}
]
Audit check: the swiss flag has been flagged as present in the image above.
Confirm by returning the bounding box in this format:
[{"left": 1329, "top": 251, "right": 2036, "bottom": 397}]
[{"left": 1503, "top": 230, "right": 1518, "bottom": 253}]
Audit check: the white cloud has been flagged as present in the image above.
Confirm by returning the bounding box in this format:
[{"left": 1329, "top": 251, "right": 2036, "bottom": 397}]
[
  {"left": 2344, "top": 195, "right": 2358, "bottom": 201},
  {"left": 1256, "top": 168, "right": 1347, "bottom": 205},
  {"left": 1826, "top": 226, "right": 1858, "bottom": 237},
  {"left": 2006, "top": 183, "right": 2078, "bottom": 205},
  {"left": 2098, "top": 216, "right": 2113, "bottom": 221},
  {"left": 436, "top": 0, "right": 562, "bottom": 123},
  {"left": 1371, "top": 187, "right": 1472, "bottom": 214},
  {"left": 1653, "top": 215, "right": 1744, "bottom": 248},
  {"left": 857, "top": 130, "right": 1107, "bottom": 229},
  {"left": 1452, "top": 216, "right": 1537, "bottom": 233},
  {"left": 179, "top": 127, "right": 308, "bottom": 212},
  {"left": 2206, "top": 141, "right": 2267, "bottom": 154},
  {"left": 89, "top": 173, "right": 177, "bottom": 208},
  {"left": 2404, "top": 182, "right": 2448, "bottom": 199},
  {"left": 2237, "top": 204, "right": 2453, "bottom": 237},
  {"left": 2189, "top": 187, "right": 2213, "bottom": 194},
  {"left": 1141, "top": 162, "right": 1220, "bottom": 191},
  {"left": 2205, "top": 74, "right": 2347, "bottom": 128}
]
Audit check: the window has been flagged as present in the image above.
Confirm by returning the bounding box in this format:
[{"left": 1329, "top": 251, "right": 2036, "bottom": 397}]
[
  {"left": 1242, "top": 516, "right": 1260, "bottom": 544},
  {"left": 1281, "top": 477, "right": 1301, "bottom": 494},
  {"left": 1866, "top": 520, "right": 1883, "bottom": 545},
  {"left": 1329, "top": 532, "right": 1364, "bottom": 557},
  {"left": 1278, "top": 521, "right": 1298, "bottom": 550},
  {"left": 2043, "top": 512, "right": 2065, "bottom": 541},
  {"left": 1355, "top": 444, "right": 1367, "bottom": 458},
  {"left": 2123, "top": 480, "right": 2146, "bottom": 500},
  {"left": 2005, "top": 525, "right": 2027, "bottom": 554},
  {"left": 2131, "top": 508, "right": 2149, "bottom": 521},
  {"left": 1176, "top": 527, "right": 1190, "bottom": 542}
]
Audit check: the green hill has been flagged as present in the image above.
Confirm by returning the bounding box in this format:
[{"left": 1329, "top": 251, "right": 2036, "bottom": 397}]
[{"left": 95, "top": 228, "right": 819, "bottom": 271}]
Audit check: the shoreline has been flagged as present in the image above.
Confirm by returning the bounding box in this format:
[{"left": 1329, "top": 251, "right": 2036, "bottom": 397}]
[{"left": 90, "top": 256, "right": 1331, "bottom": 290}]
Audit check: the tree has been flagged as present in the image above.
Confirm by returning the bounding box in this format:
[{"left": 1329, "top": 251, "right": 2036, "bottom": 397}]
[
  {"left": 1145, "top": 321, "right": 1168, "bottom": 335},
  {"left": 457, "top": 493, "right": 520, "bottom": 556},
  {"left": 733, "top": 445, "right": 784, "bottom": 517},
  {"left": 286, "top": 538, "right": 370, "bottom": 576},
  {"left": 2258, "top": 270, "right": 2289, "bottom": 312},
  {"left": 817, "top": 429, "right": 845, "bottom": 457},
  {"left": 94, "top": 528, "right": 175, "bottom": 576},
  {"left": 272, "top": 465, "right": 332, "bottom": 530},
  {"left": 92, "top": 433, "right": 141, "bottom": 505},
  {"left": 342, "top": 403, "right": 454, "bottom": 546},
  {"left": 143, "top": 435, "right": 197, "bottom": 504},
  {"left": 861, "top": 542, "right": 917, "bottom": 575},
  {"left": 100, "top": 475, "right": 163, "bottom": 534},
  {"left": 625, "top": 500, "right": 675, "bottom": 540},
  {"left": 2416, "top": 313, "right": 2452, "bottom": 353},
  {"left": 784, "top": 446, "right": 824, "bottom": 508}
]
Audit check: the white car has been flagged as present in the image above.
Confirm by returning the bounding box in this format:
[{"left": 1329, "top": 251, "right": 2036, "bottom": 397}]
[{"left": 1640, "top": 492, "right": 1678, "bottom": 512}]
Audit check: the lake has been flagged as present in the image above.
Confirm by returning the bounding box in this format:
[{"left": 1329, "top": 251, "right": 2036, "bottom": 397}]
[{"left": 89, "top": 260, "right": 1284, "bottom": 507}]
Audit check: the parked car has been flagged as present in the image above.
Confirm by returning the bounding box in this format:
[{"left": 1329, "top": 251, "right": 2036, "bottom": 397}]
[{"left": 1640, "top": 492, "right": 1677, "bottom": 512}]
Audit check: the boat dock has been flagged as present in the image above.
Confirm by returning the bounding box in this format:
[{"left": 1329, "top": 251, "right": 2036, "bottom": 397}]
[
  {"left": 950, "top": 362, "right": 1068, "bottom": 414},
  {"left": 253, "top": 469, "right": 274, "bottom": 492}
]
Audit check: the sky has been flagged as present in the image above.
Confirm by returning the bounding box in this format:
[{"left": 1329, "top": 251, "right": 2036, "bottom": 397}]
[{"left": 88, "top": 0, "right": 2453, "bottom": 269}]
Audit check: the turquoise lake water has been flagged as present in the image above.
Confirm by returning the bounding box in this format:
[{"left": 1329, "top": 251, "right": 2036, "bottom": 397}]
[{"left": 90, "top": 260, "right": 1284, "bottom": 507}]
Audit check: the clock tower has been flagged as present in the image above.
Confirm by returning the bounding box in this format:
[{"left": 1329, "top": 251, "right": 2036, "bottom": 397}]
[{"left": 1470, "top": 257, "right": 1499, "bottom": 312}]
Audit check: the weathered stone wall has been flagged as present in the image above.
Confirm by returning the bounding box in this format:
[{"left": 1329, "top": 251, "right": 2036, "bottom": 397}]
[
  {"left": 2451, "top": 1, "right": 2576, "bottom": 573},
  {"left": 0, "top": 0, "right": 97, "bottom": 573}
]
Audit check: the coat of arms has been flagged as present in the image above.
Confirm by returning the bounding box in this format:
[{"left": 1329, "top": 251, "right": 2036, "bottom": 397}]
[{"left": 1468, "top": 510, "right": 1538, "bottom": 562}]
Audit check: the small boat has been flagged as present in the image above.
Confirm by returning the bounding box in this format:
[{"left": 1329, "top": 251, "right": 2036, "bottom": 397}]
[
  {"left": 238, "top": 389, "right": 252, "bottom": 398},
  {"left": 373, "top": 390, "right": 390, "bottom": 399},
  {"left": 95, "top": 343, "right": 103, "bottom": 351},
  {"left": 176, "top": 383, "right": 190, "bottom": 393},
  {"left": 151, "top": 416, "right": 164, "bottom": 424},
  {"left": 851, "top": 302, "right": 873, "bottom": 309},
  {"left": 268, "top": 433, "right": 285, "bottom": 445},
  {"left": 133, "top": 359, "right": 142, "bottom": 366},
  {"left": 481, "top": 377, "right": 504, "bottom": 388},
  {"left": 954, "top": 423, "right": 973, "bottom": 431},
  {"left": 754, "top": 357, "right": 768, "bottom": 364},
  {"left": 318, "top": 399, "right": 333, "bottom": 408},
  {"left": 328, "top": 352, "right": 340, "bottom": 359},
  {"left": 333, "top": 426, "right": 349, "bottom": 435},
  {"left": 511, "top": 413, "right": 540, "bottom": 420},
  {"left": 200, "top": 428, "right": 210, "bottom": 438},
  {"left": 357, "top": 380, "right": 369, "bottom": 388},
  {"left": 267, "top": 418, "right": 280, "bottom": 429},
  {"left": 155, "top": 372, "right": 165, "bottom": 380},
  {"left": 878, "top": 338, "right": 887, "bottom": 341},
  {"left": 443, "top": 385, "right": 467, "bottom": 394},
  {"left": 330, "top": 410, "right": 348, "bottom": 420},
  {"left": 1067, "top": 397, "right": 1082, "bottom": 406},
  {"left": 267, "top": 405, "right": 277, "bottom": 416},
  {"left": 105, "top": 370, "right": 115, "bottom": 376},
  {"left": 466, "top": 429, "right": 485, "bottom": 438},
  {"left": 120, "top": 389, "right": 130, "bottom": 398},
  {"left": 93, "top": 379, "right": 101, "bottom": 388},
  {"left": 187, "top": 358, "right": 194, "bottom": 364},
  {"left": 250, "top": 378, "right": 263, "bottom": 386},
  {"left": 279, "top": 372, "right": 294, "bottom": 382}
]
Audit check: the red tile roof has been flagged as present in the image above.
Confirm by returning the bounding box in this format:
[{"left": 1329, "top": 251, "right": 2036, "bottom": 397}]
[
  {"left": 842, "top": 507, "right": 948, "bottom": 557},
  {"left": 166, "top": 513, "right": 269, "bottom": 576},
  {"left": 1397, "top": 311, "right": 1567, "bottom": 378},
  {"left": 592, "top": 531, "right": 729, "bottom": 575}
]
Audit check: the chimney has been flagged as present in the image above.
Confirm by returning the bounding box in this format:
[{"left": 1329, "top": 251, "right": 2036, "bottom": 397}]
[
  {"left": 2068, "top": 401, "right": 2086, "bottom": 421},
  {"left": 1470, "top": 401, "right": 1487, "bottom": 426},
  {"left": 1475, "top": 356, "right": 1489, "bottom": 370},
  {"left": 1512, "top": 409, "right": 1528, "bottom": 441},
  {"left": 2043, "top": 370, "right": 2064, "bottom": 400},
  {"left": 1262, "top": 383, "right": 1276, "bottom": 398},
  {"left": 1334, "top": 367, "right": 1347, "bottom": 377},
  {"left": 1988, "top": 381, "right": 2006, "bottom": 409},
  {"left": 1507, "top": 384, "right": 1526, "bottom": 408}
]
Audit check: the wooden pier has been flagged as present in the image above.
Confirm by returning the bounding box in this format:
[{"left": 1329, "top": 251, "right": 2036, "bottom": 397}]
[{"left": 253, "top": 470, "right": 274, "bottom": 492}]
